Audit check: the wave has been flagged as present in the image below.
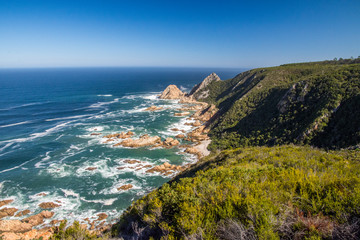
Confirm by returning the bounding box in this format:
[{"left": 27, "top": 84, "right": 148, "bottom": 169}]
[
  {"left": 45, "top": 114, "right": 91, "bottom": 122},
  {"left": 88, "top": 98, "right": 119, "bottom": 109},
  {"left": 0, "top": 102, "right": 48, "bottom": 111},
  {"left": 0, "top": 159, "right": 33, "bottom": 174},
  {"left": 61, "top": 188, "right": 80, "bottom": 198},
  {"left": 0, "top": 121, "right": 33, "bottom": 129},
  {"left": 80, "top": 197, "right": 117, "bottom": 206},
  {"left": 97, "top": 94, "right": 113, "bottom": 97},
  {"left": 0, "top": 121, "right": 73, "bottom": 144}
]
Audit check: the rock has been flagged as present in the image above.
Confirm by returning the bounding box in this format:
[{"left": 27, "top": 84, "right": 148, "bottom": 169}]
[
  {"left": 185, "top": 147, "right": 202, "bottom": 158},
  {"left": 35, "top": 230, "right": 52, "bottom": 240},
  {"left": 90, "top": 133, "right": 101, "bottom": 136},
  {"left": 175, "top": 134, "right": 185, "bottom": 139},
  {"left": 117, "top": 184, "right": 133, "bottom": 191},
  {"left": 174, "top": 112, "right": 190, "bottom": 116},
  {"left": 0, "top": 200, "right": 13, "bottom": 208},
  {"left": 115, "top": 135, "right": 162, "bottom": 148},
  {"left": 144, "top": 105, "right": 163, "bottom": 111},
  {"left": 103, "top": 131, "right": 134, "bottom": 139},
  {"left": 15, "top": 210, "right": 30, "bottom": 218},
  {"left": 85, "top": 167, "right": 97, "bottom": 171},
  {"left": 171, "top": 128, "right": 180, "bottom": 131},
  {"left": 97, "top": 213, "right": 108, "bottom": 221},
  {"left": 1, "top": 232, "right": 21, "bottom": 240},
  {"left": 0, "top": 220, "right": 32, "bottom": 233},
  {"left": 36, "top": 192, "right": 47, "bottom": 197},
  {"left": 22, "top": 211, "right": 54, "bottom": 227},
  {"left": 117, "top": 167, "right": 125, "bottom": 170},
  {"left": 0, "top": 208, "right": 18, "bottom": 219},
  {"left": 123, "top": 159, "right": 141, "bottom": 164},
  {"left": 50, "top": 220, "right": 60, "bottom": 225},
  {"left": 21, "top": 229, "right": 38, "bottom": 240},
  {"left": 159, "top": 85, "right": 185, "bottom": 99},
  {"left": 163, "top": 137, "right": 180, "bottom": 147},
  {"left": 38, "top": 202, "right": 61, "bottom": 209}
]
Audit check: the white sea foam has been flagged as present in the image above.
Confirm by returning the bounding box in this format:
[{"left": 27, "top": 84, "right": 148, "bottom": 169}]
[
  {"left": 61, "top": 189, "right": 80, "bottom": 198},
  {"left": 86, "top": 126, "right": 105, "bottom": 132},
  {"left": 0, "top": 159, "right": 33, "bottom": 174},
  {"left": 0, "top": 102, "right": 47, "bottom": 111},
  {"left": 80, "top": 197, "right": 117, "bottom": 206},
  {"left": 142, "top": 94, "right": 159, "bottom": 100},
  {"left": 0, "top": 121, "right": 32, "bottom": 128},
  {"left": 0, "top": 142, "right": 14, "bottom": 152}
]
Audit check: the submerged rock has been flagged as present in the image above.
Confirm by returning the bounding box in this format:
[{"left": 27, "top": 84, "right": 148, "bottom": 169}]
[
  {"left": 174, "top": 112, "right": 190, "bottom": 116},
  {"left": 85, "top": 167, "right": 97, "bottom": 171},
  {"left": 144, "top": 105, "right": 163, "bottom": 111},
  {"left": 117, "top": 184, "right": 133, "bottom": 191},
  {"left": 96, "top": 213, "right": 108, "bottom": 221}
]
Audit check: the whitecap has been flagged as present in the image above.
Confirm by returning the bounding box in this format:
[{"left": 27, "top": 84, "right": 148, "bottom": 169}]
[
  {"left": 0, "top": 121, "right": 32, "bottom": 128},
  {"left": 45, "top": 114, "right": 90, "bottom": 122},
  {"left": 86, "top": 126, "right": 105, "bottom": 132},
  {"left": 80, "top": 197, "right": 117, "bottom": 206},
  {"left": 0, "top": 159, "right": 33, "bottom": 174},
  {"left": 88, "top": 98, "right": 119, "bottom": 109},
  {"left": 61, "top": 189, "right": 80, "bottom": 198},
  {"left": 97, "top": 94, "right": 113, "bottom": 97}
]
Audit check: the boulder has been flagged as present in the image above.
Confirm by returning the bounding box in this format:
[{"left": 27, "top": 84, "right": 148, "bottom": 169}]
[
  {"left": 85, "top": 167, "right": 97, "bottom": 171},
  {"left": 115, "top": 135, "right": 161, "bottom": 148},
  {"left": 174, "top": 112, "right": 190, "bottom": 116},
  {"left": 117, "top": 184, "right": 133, "bottom": 191},
  {"left": 22, "top": 211, "right": 54, "bottom": 227},
  {"left": 0, "top": 220, "right": 32, "bottom": 233},
  {"left": 123, "top": 159, "right": 141, "bottom": 164},
  {"left": 97, "top": 213, "right": 108, "bottom": 221},
  {"left": 0, "top": 208, "right": 18, "bottom": 219},
  {"left": 163, "top": 137, "right": 180, "bottom": 147},
  {"left": 38, "top": 202, "right": 60, "bottom": 209},
  {"left": 159, "top": 85, "right": 184, "bottom": 99},
  {"left": 103, "top": 131, "right": 134, "bottom": 139},
  {"left": 0, "top": 200, "right": 13, "bottom": 208},
  {"left": 15, "top": 210, "right": 30, "bottom": 218}
]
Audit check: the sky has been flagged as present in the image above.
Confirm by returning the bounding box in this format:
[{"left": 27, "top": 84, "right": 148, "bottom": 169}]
[{"left": 0, "top": 0, "right": 359, "bottom": 68}]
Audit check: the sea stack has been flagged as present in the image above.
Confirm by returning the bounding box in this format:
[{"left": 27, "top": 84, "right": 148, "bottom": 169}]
[{"left": 159, "top": 85, "right": 185, "bottom": 99}]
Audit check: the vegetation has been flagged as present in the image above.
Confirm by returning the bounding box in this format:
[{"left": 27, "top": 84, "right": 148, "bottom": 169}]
[
  {"left": 51, "top": 221, "right": 107, "bottom": 240},
  {"left": 112, "top": 146, "right": 360, "bottom": 239}
]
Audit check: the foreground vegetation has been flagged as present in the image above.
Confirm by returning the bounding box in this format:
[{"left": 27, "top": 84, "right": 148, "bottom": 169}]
[{"left": 112, "top": 146, "right": 360, "bottom": 239}]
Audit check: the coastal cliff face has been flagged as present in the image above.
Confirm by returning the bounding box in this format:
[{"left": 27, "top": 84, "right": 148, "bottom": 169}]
[
  {"left": 111, "top": 58, "right": 360, "bottom": 240},
  {"left": 188, "top": 72, "right": 221, "bottom": 100}
]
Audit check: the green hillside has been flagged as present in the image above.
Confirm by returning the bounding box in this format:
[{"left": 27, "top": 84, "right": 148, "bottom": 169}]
[
  {"left": 112, "top": 146, "right": 360, "bottom": 239},
  {"left": 199, "top": 59, "right": 360, "bottom": 151}
]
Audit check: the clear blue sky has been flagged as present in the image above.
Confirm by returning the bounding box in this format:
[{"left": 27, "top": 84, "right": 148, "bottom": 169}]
[{"left": 1, "top": 0, "right": 359, "bottom": 68}]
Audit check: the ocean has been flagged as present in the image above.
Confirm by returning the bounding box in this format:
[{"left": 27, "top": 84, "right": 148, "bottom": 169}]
[{"left": 0, "top": 67, "right": 242, "bottom": 225}]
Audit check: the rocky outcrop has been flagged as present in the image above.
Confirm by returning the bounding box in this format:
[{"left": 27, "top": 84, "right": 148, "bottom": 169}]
[
  {"left": 15, "top": 210, "right": 30, "bottom": 218},
  {"left": 114, "top": 134, "right": 162, "bottom": 148},
  {"left": 85, "top": 167, "right": 97, "bottom": 171},
  {"left": 103, "top": 131, "right": 134, "bottom": 139},
  {"left": 174, "top": 112, "right": 190, "bottom": 116},
  {"left": 0, "top": 208, "right": 18, "bottom": 219},
  {"left": 188, "top": 73, "right": 220, "bottom": 100},
  {"left": 144, "top": 105, "right": 163, "bottom": 111},
  {"left": 0, "top": 220, "right": 32, "bottom": 233},
  {"left": 159, "top": 85, "right": 185, "bottom": 99},
  {"left": 22, "top": 211, "right": 54, "bottom": 227},
  {"left": 163, "top": 138, "right": 180, "bottom": 147},
  {"left": 0, "top": 200, "right": 13, "bottom": 208},
  {"left": 97, "top": 213, "right": 108, "bottom": 221},
  {"left": 38, "top": 202, "right": 61, "bottom": 209},
  {"left": 117, "top": 184, "right": 133, "bottom": 191},
  {"left": 146, "top": 162, "right": 186, "bottom": 176}
]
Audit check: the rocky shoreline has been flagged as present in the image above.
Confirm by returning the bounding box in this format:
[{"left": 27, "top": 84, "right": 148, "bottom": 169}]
[{"left": 0, "top": 75, "right": 219, "bottom": 240}]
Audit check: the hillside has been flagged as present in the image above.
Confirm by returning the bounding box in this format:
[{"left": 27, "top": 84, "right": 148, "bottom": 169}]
[
  {"left": 188, "top": 59, "right": 360, "bottom": 151},
  {"left": 107, "top": 59, "right": 360, "bottom": 240}
]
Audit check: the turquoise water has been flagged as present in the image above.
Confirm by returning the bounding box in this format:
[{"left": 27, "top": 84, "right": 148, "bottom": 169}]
[{"left": 0, "top": 67, "right": 242, "bottom": 225}]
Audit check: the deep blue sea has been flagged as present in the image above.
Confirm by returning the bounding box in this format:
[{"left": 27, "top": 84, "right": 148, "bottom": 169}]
[{"left": 0, "top": 67, "right": 242, "bottom": 225}]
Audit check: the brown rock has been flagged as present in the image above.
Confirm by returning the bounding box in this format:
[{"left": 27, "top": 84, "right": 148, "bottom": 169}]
[
  {"left": 117, "top": 184, "right": 133, "bottom": 191},
  {"left": 163, "top": 137, "right": 180, "bottom": 147},
  {"left": 103, "top": 131, "right": 134, "bottom": 139},
  {"left": 123, "top": 159, "right": 141, "bottom": 164},
  {"left": 0, "top": 208, "right": 18, "bottom": 219},
  {"left": 21, "top": 229, "right": 38, "bottom": 240},
  {"left": 50, "top": 220, "right": 60, "bottom": 226},
  {"left": 15, "top": 210, "right": 30, "bottom": 218},
  {"left": 0, "top": 220, "right": 32, "bottom": 233},
  {"left": 36, "top": 192, "right": 47, "bottom": 197},
  {"left": 185, "top": 147, "right": 202, "bottom": 158},
  {"left": 144, "top": 105, "right": 163, "bottom": 111},
  {"left": 174, "top": 112, "right": 190, "bottom": 116},
  {"left": 1, "top": 232, "right": 21, "bottom": 240},
  {"left": 22, "top": 211, "right": 54, "bottom": 227},
  {"left": 38, "top": 202, "right": 60, "bottom": 209},
  {"left": 97, "top": 213, "right": 108, "bottom": 221},
  {"left": 85, "top": 167, "right": 97, "bottom": 171},
  {"left": 175, "top": 134, "right": 185, "bottom": 139},
  {"left": 117, "top": 167, "right": 125, "bottom": 170},
  {"left": 35, "top": 230, "right": 52, "bottom": 240},
  {"left": 170, "top": 128, "right": 180, "bottom": 131},
  {"left": 115, "top": 135, "right": 161, "bottom": 148},
  {"left": 90, "top": 133, "right": 101, "bottom": 136},
  {"left": 159, "top": 85, "right": 185, "bottom": 99},
  {"left": 0, "top": 200, "right": 13, "bottom": 208}
]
